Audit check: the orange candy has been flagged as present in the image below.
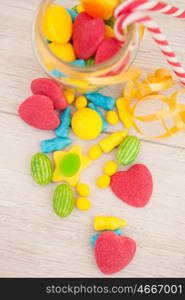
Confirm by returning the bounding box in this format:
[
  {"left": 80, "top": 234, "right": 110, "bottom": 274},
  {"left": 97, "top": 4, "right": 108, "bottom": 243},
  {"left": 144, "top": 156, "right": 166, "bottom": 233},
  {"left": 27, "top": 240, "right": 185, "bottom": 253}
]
[{"left": 81, "top": 0, "right": 120, "bottom": 20}]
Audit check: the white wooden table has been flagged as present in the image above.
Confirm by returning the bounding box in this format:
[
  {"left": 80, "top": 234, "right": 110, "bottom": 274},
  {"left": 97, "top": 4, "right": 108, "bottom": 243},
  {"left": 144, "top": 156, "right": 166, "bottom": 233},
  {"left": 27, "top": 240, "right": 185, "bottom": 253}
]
[{"left": 0, "top": 0, "right": 185, "bottom": 278}]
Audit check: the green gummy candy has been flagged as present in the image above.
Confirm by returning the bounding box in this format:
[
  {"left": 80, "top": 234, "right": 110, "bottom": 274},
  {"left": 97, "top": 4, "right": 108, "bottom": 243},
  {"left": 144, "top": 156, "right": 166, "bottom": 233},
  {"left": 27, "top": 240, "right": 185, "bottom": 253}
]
[
  {"left": 53, "top": 183, "right": 74, "bottom": 218},
  {"left": 105, "top": 16, "right": 115, "bottom": 28},
  {"left": 31, "top": 153, "right": 53, "bottom": 185},
  {"left": 85, "top": 57, "right": 95, "bottom": 66},
  {"left": 59, "top": 153, "right": 81, "bottom": 177},
  {"left": 116, "top": 136, "right": 141, "bottom": 166}
]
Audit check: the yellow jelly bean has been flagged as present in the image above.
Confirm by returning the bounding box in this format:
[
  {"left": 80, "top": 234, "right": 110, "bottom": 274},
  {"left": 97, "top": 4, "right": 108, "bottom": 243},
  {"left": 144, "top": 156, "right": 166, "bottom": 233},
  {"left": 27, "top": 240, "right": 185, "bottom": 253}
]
[
  {"left": 94, "top": 216, "right": 127, "bottom": 231},
  {"left": 43, "top": 5, "right": 72, "bottom": 44},
  {"left": 116, "top": 98, "right": 133, "bottom": 128},
  {"left": 75, "top": 96, "right": 88, "bottom": 110},
  {"left": 106, "top": 110, "right": 119, "bottom": 125},
  {"left": 76, "top": 183, "right": 90, "bottom": 197},
  {"left": 105, "top": 25, "right": 115, "bottom": 38},
  {"left": 88, "top": 145, "right": 102, "bottom": 160},
  {"left": 96, "top": 175, "right": 110, "bottom": 189},
  {"left": 81, "top": 0, "right": 120, "bottom": 20},
  {"left": 49, "top": 43, "right": 76, "bottom": 62},
  {"left": 76, "top": 197, "right": 91, "bottom": 211},
  {"left": 99, "top": 130, "right": 128, "bottom": 153},
  {"left": 103, "top": 161, "right": 118, "bottom": 176},
  {"left": 64, "top": 89, "right": 75, "bottom": 104}
]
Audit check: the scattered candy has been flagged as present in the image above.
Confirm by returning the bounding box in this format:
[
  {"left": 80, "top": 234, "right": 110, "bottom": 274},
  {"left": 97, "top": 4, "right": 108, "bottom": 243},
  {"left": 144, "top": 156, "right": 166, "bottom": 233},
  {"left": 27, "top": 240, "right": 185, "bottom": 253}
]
[
  {"left": 95, "top": 231, "right": 136, "bottom": 275},
  {"left": 18, "top": 95, "right": 60, "bottom": 130},
  {"left": 76, "top": 182, "right": 90, "bottom": 197},
  {"left": 71, "top": 108, "right": 102, "bottom": 140},
  {"left": 94, "top": 216, "right": 126, "bottom": 231},
  {"left": 31, "top": 153, "right": 53, "bottom": 185},
  {"left": 43, "top": 5, "right": 72, "bottom": 44},
  {"left": 88, "top": 145, "right": 102, "bottom": 160},
  {"left": 64, "top": 88, "right": 75, "bottom": 104},
  {"left": 40, "top": 137, "right": 72, "bottom": 154},
  {"left": 55, "top": 108, "right": 71, "bottom": 138},
  {"left": 91, "top": 229, "right": 123, "bottom": 247},
  {"left": 117, "top": 136, "right": 141, "bottom": 166},
  {"left": 88, "top": 103, "right": 108, "bottom": 132},
  {"left": 81, "top": 0, "right": 119, "bottom": 20},
  {"left": 106, "top": 110, "right": 119, "bottom": 125},
  {"left": 99, "top": 130, "right": 128, "bottom": 153},
  {"left": 96, "top": 174, "right": 110, "bottom": 189},
  {"left": 103, "top": 161, "right": 118, "bottom": 176},
  {"left": 76, "top": 197, "right": 91, "bottom": 211},
  {"left": 75, "top": 95, "right": 88, "bottom": 110},
  {"left": 52, "top": 146, "right": 91, "bottom": 186},
  {"left": 116, "top": 97, "right": 133, "bottom": 128},
  {"left": 31, "top": 78, "right": 68, "bottom": 110},
  {"left": 86, "top": 93, "right": 115, "bottom": 110},
  {"left": 48, "top": 42, "right": 76, "bottom": 62},
  {"left": 53, "top": 183, "right": 74, "bottom": 218},
  {"left": 110, "top": 164, "right": 153, "bottom": 207},
  {"left": 72, "top": 12, "right": 105, "bottom": 59},
  {"left": 95, "top": 38, "right": 122, "bottom": 64}
]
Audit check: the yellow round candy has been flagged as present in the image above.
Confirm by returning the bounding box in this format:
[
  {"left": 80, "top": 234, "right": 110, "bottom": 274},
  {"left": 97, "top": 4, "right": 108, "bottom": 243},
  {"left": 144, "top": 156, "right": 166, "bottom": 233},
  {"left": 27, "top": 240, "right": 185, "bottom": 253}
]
[
  {"left": 64, "top": 89, "right": 75, "bottom": 104},
  {"left": 103, "top": 161, "right": 118, "bottom": 176},
  {"left": 75, "top": 96, "right": 88, "bottom": 110},
  {"left": 88, "top": 145, "right": 102, "bottom": 160},
  {"left": 43, "top": 5, "right": 72, "bottom": 43},
  {"left": 49, "top": 43, "right": 76, "bottom": 62},
  {"left": 76, "top": 183, "right": 90, "bottom": 197},
  {"left": 76, "top": 197, "right": 91, "bottom": 211},
  {"left": 106, "top": 111, "right": 119, "bottom": 125},
  {"left": 105, "top": 25, "right": 115, "bottom": 38},
  {"left": 72, "top": 108, "right": 102, "bottom": 140},
  {"left": 96, "top": 175, "right": 110, "bottom": 189},
  {"left": 81, "top": 0, "right": 119, "bottom": 20}
]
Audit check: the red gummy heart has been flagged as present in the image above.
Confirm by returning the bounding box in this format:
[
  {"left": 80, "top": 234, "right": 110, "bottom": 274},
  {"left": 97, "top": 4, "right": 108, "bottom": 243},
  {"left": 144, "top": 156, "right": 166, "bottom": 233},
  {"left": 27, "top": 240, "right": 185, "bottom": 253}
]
[
  {"left": 18, "top": 95, "right": 60, "bottom": 130},
  {"left": 95, "top": 231, "right": 136, "bottom": 275},
  {"left": 31, "top": 78, "right": 68, "bottom": 110},
  {"left": 110, "top": 164, "right": 153, "bottom": 207},
  {"left": 73, "top": 12, "right": 105, "bottom": 60},
  {"left": 95, "top": 37, "right": 122, "bottom": 64}
]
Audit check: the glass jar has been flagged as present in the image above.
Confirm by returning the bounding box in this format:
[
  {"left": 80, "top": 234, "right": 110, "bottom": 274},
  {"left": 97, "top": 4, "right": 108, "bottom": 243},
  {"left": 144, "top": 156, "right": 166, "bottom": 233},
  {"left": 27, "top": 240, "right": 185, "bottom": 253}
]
[{"left": 32, "top": 0, "right": 141, "bottom": 92}]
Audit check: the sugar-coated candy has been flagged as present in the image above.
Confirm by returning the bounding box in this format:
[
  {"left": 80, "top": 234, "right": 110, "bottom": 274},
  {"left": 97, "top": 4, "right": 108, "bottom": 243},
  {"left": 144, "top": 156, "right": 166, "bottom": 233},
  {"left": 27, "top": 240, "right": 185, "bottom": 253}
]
[
  {"left": 103, "top": 161, "right": 118, "bottom": 176},
  {"left": 72, "top": 108, "right": 102, "bottom": 140},
  {"left": 96, "top": 175, "right": 110, "bottom": 189},
  {"left": 53, "top": 183, "right": 74, "bottom": 218},
  {"left": 88, "top": 145, "right": 102, "bottom": 160},
  {"left": 94, "top": 216, "right": 126, "bottom": 231},
  {"left": 95, "top": 38, "right": 122, "bottom": 65},
  {"left": 40, "top": 137, "right": 72, "bottom": 154},
  {"left": 31, "top": 78, "right": 68, "bottom": 110},
  {"left": 91, "top": 229, "right": 123, "bottom": 247},
  {"left": 64, "top": 89, "right": 75, "bottom": 104},
  {"left": 49, "top": 42, "right": 76, "bottom": 62},
  {"left": 104, "top": 25, "right": 115, "bottom": 38},
  {"left": 43, "top": 5, "right": 72, "bottom": 44},
  {"left": 76, "top": 182, "right": 90, "bottom": 197},
  {"left": 66, "top": 8, "right": 78, "bottom": 21},
  {"left": 95, "top": 231, "right": 136, "bottom": 274},
  {"left": 99, "top": 131, "right": 128, "bottom": 153},
  {"left": 76, "top": 197, "right": 91, "bottom": 211},
  {"left": 106, "top": 110, "right": 119, "bottom": 125},
  {"left": 75, "top": 96, "right": 88, "bottom": 109},
  {"left": 55, "top": 107, "right": 71, "bottom": 138},
  {"left": 116, "top": 97, "right": 133, "bottom": 128},
  {"left": 18, "top": 95, "right": 60, "bottom": 130},
  {"left": 81, "top": 0, "right": 119, "bottom": 20},
  {"left": 86, "top": 93, "right": 115, "bottom": 110},
  {"left": 73, "top": 12, "right": 105, "bottom": 60},
  {"left": 117, "top": 136, "right": 141, "bottom": 166},
  {"left": 31, "top": 153, "right": 53, "bottom": 185},
  {"left": 110, "top": 164, "right": 153, "bottom": 207},
  {"left": 88, "top": 103, "right": 108, "bottom": 132}
]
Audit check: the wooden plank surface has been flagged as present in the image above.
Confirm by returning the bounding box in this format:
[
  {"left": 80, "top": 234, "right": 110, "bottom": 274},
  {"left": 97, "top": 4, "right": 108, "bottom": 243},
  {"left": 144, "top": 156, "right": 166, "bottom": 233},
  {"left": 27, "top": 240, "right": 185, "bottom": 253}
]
[{"left": 0, "top": 0, "right": 185, "bottom": 277}]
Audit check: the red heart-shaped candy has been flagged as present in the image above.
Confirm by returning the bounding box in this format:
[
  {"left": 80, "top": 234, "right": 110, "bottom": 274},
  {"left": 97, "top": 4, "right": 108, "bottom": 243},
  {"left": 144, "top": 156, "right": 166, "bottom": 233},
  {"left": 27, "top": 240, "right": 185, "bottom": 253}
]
[
  {"left": 95, "top": 231, "right": 136, "bottom": 275},
  {"left": 110, "top": 164, "right": 153, "bottom": 207}
]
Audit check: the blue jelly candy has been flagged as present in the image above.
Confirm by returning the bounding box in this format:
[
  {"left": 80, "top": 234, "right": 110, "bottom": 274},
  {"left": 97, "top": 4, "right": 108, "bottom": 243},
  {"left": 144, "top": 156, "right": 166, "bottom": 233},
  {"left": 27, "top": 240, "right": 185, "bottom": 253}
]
[
  {"left": 85, "top": 93, "right": 115, "bottom": 110},
  {"left": 55, "top": 107, "right": 71, "bottom": 138},
  {"left": 50, "top": 69, "right": 66, "bottom": 78},
  {"left": 90, "top": 229, "right": 123, "bottom": 247},
  {"left": 66, "top": 8, "right": 78, "bottom": 21},
  {"left": 88, "top": 103, "right": 108, "bottom": 132},
  {"left": 71, "top": 59, "right": 86, "bottom": 67},
  {"left": 40, "top": 137, "right": 72, "bottom": 154}
]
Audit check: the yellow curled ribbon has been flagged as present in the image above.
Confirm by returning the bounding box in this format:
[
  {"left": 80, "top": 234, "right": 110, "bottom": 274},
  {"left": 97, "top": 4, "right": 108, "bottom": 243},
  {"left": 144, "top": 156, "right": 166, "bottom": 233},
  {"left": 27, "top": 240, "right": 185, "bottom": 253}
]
[{"left": 118, "top": 69, "right": 185, "bottom": 138}]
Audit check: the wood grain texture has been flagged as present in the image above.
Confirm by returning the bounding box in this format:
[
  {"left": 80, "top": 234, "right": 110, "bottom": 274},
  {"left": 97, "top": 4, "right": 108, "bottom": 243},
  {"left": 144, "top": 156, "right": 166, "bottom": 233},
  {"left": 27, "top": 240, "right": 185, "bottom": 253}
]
[{"left": 0, "top": 0, "right": 185, "bottom": 278}]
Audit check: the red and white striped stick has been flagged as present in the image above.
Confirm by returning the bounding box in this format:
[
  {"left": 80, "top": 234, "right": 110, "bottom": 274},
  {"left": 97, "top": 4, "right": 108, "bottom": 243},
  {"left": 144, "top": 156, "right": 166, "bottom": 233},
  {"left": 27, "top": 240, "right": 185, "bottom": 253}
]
[{"left": 114, "top": 0, "right": 185, "bottom": 86}]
